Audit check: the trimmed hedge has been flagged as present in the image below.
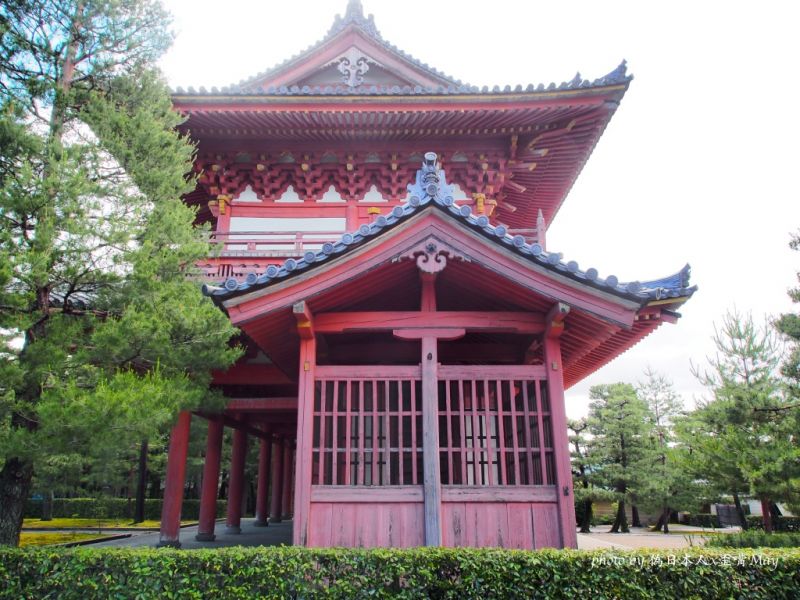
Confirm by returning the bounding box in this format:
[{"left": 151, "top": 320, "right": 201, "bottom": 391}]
[
  {"left": 25, "top": 498, "right": 225, "bottom": 521},
  {"left": 746, "top": 515, "right": 800, "bottom": 532},
  {"left": 680, "top": 513, "right": 720, "bottom": 528},
  {"left": 0, "top": 547, "right": 799, "bottom": 599},
  {"left": 706, "top": 531, "right": 800, "bottom": 548}
]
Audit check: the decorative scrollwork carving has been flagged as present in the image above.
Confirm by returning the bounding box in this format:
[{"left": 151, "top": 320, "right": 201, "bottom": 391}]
[
  {"left": 334, "top": 47, "right": 375, "bottom": 87},
  {"left": 396, "top": 238, "right": 470, "bottom": 274}
]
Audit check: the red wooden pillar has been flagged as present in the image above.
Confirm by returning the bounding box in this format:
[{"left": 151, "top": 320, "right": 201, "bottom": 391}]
[
  {"left": 196, "top": 418, "right": 224, "bottom": 541},
  {"left": 158, "top": 411, "right": 191, "bottom": 548},
  {"left": 270, "top": 437, "right": 285, "bottom": 523},
  {"left": 225, "top": 427, "right": 248, "bottom": 534},
  {"left": 281, "top": 444, "right": 294, "bottom": 519},
  {"left": 543, "top": 303, "right": 578, "bottom": 548},
  {"left": 421, "top": 335, "right": 443, "bottom": 546},
  {"left": 346, "top": 202, "right": 359, "bottom": 230},
  {"left": 292, "top": 300, "right": 316, "bottom": 544},
  {"left": 254, "top": 436, "right": 272, "bottom": 527}
]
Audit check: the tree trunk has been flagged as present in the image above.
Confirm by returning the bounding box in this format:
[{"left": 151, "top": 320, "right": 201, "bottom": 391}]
[
  {"left": 0, "top": 458, "right": 35, "bottom": 546},
  {"left": 149, "top": 475, "right": 161, "bottom": 499},
  {"left": 661, "top": 506, "right": 671, "bottom": 534},
  {"left": 733, "top": 492, "right": 748, "bottom": 530},
  {"left": 579, "top": 499, "right": 593, "bottom": 533},
  {"left": 41, "top": 489, "right": 54, "bottom": 521},
  {"left": 760, "top": 497, "right": 773, "bottom": 533},
  {"left": 133, "top": 439, "right": 148, "bottom": 523},
  {"left": 651, "top": 511, "right": 665, "bottom": 532},
  {"left": 631, "top": 504, "right": 642, "bottom": 528},
  {"left": 609, "top": 500, "right": 629, "bottom": 533}
]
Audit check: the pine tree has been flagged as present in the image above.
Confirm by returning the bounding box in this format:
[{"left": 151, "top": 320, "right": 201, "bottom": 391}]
[
  {"left": 0, "top": 0, "right": 239, "bottom": 545},
  {"left": 688, "top": 311, "right": 799, "bottom": 532},
  {"left": 569, "top": 418, "right": 614, "bottom": 533},
  {"left": 585, "top": 383, "right": 652, "bottom": 533},
  {"left": 775, "top": 231, "right": 800, "bottom": 515},
  {"left": 634, "top": 369, "right": 697, "bottom": 533}
]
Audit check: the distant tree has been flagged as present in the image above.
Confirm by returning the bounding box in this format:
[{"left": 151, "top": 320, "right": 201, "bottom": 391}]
[
  {"left": 689, "top": 311, "right": 799, "bottom": 532},
  {"left": 633, "top": 370, "right": 693, "bottom": 533},
  {"left": 569, "top": 418, "right": 614, "bottom": 533},
  {"left": 775, "top": 230, "right": 800, "bottom": 514},
  {"left": 775, "top": 231, "right": 800, "bottom": 395},
  {"left": 0, "top": 0, "right": 239, "bottom": 546},
  {"left": 585, "top": 383, "right": 652, "bottom": 533}
]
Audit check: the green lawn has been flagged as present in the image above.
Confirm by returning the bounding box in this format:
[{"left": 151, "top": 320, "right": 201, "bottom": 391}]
[
  {"left": 23, "top": 518, "right": 195, "bottom": 530},
  {"left": 19, "top": 532, "right": 113, "bottom": 547}
]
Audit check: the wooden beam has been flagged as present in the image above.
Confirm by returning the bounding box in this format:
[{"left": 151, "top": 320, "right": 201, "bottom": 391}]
[
  {"left": 225, "top": 397, "right": 298, "bottom": 412},
  {"left": 394, "top": 328, "right": 465, "bottom": 341},
  {"left": 211, "top": 364, "right": 292, "bottom": 385},
  {"left": 316, "top": 311, "right": 544, "bottom": 334},
  {"left": 293, "top": 301, "right": 314, "bottom": 339},
  {"left": 197, "top": 414, "right": 273, "bottom": 441},
  {"left": 545, "top": 303, "right": 570, "bottom": 338}
]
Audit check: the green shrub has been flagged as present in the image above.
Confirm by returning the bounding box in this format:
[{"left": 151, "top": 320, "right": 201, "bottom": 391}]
[
  {"left": 680, "top": 513, "right": 720, "bottom": 528},
  {"left": 25, "top": 498, "right": 225, "bottom": 521},
  {"left": 746, "top": 515, "right": 800, "bottom": 532},
  {"left": 706, "top": 531, "right": 800, "bottom": 549},
  {"left": 0, "top": 547, "right": 798, "bottom": 599},
  {"left": 592, "top": 513, "right": 616, "bottom": 526}
]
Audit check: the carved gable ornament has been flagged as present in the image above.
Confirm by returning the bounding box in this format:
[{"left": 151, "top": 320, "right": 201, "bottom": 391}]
[
  {"left": 326, "top": 47, "right": 382, "bottom": 87},
  {"left": 395, "top": 238, "right": 471, "bottom": 274}
]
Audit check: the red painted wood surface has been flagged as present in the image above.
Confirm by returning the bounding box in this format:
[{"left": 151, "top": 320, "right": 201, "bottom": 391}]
[
  {"left": 543, "top": 335, "right": 578, "bottom": 548},
  {"left": 315, "top": 311, "right": 544, "bottom": 334},
  {"left": 308, "top": 502, "right": 425, "bottom": 548},
  {"left": 225, "top": 428, "right": 248, "bottom": 532},
  {"left": 421, "top": 336, "right": 442, "bottom": 546},
  {"left": 441, "top": 502, "right": 559, "bottom": 549},
  {"left": 197, "top": 419, "right": 224, "bottom": 540},
  {"left": 270, "top": 438, "right": 285, "bottom": 523},
  {"left": 158, "top": 412, "right": 192, "bottom": 547},
  {"left": 293, "top": 335, "right": 316, "bottom": 544},
  {"left": 281, "top": 445, "right": 294, "bottom": 519},
  {"left": 255, "top": 436, "right": 272, "bottom": 525}
]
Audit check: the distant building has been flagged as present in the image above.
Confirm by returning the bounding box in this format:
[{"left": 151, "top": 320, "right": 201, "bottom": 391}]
[{"left": 158, "top": 1, "right": 696, "bottom": 549}]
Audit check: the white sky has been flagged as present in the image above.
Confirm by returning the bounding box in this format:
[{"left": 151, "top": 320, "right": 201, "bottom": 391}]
[{"left": 160, "top": 0, "right": 799, "bottom": 419}]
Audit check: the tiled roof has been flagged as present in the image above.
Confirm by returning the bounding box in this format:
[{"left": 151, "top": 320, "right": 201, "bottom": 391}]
[
  {"left": 227, "top": 0, "right": 462, "bottom": 92},
  {"left": 172, "top": 63, "right": 631, "bottom": 97},
  {"left": 171, "top": 0, "right": 631, "bottom": 98},
  {"left": 203, "top": 153, "right": 696, "bottom": 306}
]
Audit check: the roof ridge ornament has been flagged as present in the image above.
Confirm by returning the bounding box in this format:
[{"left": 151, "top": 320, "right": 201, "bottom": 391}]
[
  {"left": 597, "top": 60, "right": 631, "bottom": 85},
  {"left": 329, "top": 0, "right": 381, "bottom": 39},
  {"left": 407, "top": 152, "right": 455, "bottom": 205}
]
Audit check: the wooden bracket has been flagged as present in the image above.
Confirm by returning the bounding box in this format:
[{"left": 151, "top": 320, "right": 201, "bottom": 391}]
[
  {"left": 545, "top": 302, "right": 570, "bottom": 339},
  {"left": 293, "top": 301, "right": 315, "bottom": 339}
]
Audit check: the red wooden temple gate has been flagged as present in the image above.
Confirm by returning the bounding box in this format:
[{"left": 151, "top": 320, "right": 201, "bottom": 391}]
[{"left": 157, "top": 2, "right": 696, "bottom": 549}]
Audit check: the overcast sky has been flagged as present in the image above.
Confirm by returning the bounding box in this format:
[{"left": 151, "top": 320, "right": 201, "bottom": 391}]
[{"left": 159, "top": 0, "right": 799, "bottom": 418}]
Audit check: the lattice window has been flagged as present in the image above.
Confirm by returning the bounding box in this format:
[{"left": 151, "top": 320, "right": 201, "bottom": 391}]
[
  {"left": 438, "top": 378, "right": 554, "bottom": 486},
  {"left": 312, "top": 378, "right": 423, "bottom": 486}
]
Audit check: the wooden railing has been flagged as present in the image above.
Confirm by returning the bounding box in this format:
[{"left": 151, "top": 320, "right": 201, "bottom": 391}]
[
  {"left": 199, "top": 220, "right": 543, "bottom": 282},
  {"left": 209, "top": 230, "right": 344, "bottom": 256}
]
